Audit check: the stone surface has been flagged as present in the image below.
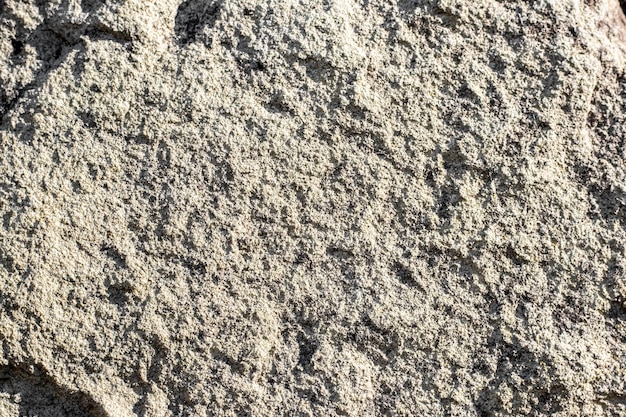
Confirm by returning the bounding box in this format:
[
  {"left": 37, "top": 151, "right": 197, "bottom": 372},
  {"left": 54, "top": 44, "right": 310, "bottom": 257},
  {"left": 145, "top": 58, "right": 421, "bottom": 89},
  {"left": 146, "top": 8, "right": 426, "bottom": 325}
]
[{"left": 1, "top": 0, "right": 626, "bottom": 416}]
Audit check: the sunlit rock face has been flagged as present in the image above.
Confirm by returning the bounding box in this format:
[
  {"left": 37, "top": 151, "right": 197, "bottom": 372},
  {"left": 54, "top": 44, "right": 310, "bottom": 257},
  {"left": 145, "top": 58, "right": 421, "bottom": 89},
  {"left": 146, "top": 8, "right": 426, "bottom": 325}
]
[{"left": 1, "top": 0, "right": 625, "bottom": 416}]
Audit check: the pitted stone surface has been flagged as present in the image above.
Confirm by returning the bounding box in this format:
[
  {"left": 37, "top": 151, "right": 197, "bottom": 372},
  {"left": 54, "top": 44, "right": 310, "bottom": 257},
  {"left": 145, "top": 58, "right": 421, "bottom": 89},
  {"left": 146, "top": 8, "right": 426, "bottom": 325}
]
[{"left": 1, "top": 0, "right": 626, "bottom": 416}]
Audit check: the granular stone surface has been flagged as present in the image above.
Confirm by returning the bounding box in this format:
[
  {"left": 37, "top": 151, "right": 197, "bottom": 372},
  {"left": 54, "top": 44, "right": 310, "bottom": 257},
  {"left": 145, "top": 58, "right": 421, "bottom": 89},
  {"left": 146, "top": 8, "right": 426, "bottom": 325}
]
[{"left": 1, "top": 0, "right": 626, "bottom": 416}]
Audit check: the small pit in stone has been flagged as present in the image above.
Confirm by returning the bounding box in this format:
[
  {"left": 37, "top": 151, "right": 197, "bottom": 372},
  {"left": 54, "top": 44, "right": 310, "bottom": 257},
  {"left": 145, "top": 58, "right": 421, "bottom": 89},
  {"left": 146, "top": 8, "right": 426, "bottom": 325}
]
[{"left": 174, "top": 0, "right": 222, "bottom": 45}]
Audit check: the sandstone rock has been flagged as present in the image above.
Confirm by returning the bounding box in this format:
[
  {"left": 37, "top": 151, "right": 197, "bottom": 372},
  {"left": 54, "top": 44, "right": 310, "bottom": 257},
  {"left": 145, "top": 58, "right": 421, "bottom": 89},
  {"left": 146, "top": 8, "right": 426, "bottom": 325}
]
[{"left": 1, "top": 0, "right": 626, "bottom": 416}]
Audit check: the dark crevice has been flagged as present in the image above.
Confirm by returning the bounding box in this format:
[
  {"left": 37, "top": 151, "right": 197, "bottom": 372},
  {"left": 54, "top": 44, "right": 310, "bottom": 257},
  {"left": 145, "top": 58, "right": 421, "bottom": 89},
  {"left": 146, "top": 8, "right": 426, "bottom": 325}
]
[
  {"left": 296, "top": 332, "right": 318, "bottom": 371},
  {"left": 0, "top": 365, "right": 108, "bottom": 417},
  {"left": 348, "top": 315, "right": 400, "bottom": 366},
  {"left": 175, "top": 0, "right": 222, "bottom": 45},
  {"left": 11, "top": 39, "right": 24, "bottom": 56},
  {"left": 100, "top": 243, "right": 128, "bottom": 269},
  {"left": 505, "top": 245, "right": 529, "bottom": 266},
  {"left": 392, "top": 260, "right": 423, "bottom": 290},
  {"left": 597, "top": 392, "right": 626, "bottom": 406},
  {"left": 0, "top": 252, "right": 15, "bottom": 273},
  {"left": 210, "top": 347, "right": 242, "bottom": 375}
]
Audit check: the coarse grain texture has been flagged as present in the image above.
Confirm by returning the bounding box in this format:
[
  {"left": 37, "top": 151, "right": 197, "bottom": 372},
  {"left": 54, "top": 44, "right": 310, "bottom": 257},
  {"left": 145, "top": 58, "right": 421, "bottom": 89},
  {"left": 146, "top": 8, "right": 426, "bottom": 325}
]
[{"left": 1, "top": 0, "right": 626, "bottom": 416}]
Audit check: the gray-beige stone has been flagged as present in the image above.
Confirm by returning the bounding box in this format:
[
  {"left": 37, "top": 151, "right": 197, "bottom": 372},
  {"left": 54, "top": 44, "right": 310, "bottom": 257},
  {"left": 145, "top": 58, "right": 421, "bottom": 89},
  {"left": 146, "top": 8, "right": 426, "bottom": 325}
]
[{"left": 1, "top": 0, "right": 626, "bottom": 415}]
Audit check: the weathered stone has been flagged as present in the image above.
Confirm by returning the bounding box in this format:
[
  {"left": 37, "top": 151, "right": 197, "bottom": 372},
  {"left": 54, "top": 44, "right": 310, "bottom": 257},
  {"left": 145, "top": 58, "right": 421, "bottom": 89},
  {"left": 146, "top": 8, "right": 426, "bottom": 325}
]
[{"left": 1, "top": 0, "right": 626, "bottom": 415}]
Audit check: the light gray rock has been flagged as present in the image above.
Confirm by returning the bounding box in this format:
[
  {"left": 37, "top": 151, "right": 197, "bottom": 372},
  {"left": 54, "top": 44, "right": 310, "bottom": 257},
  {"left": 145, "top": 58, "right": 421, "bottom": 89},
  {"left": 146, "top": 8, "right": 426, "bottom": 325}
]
[{"left": 1, "top": 0, "right": 626, "bottom": 416}]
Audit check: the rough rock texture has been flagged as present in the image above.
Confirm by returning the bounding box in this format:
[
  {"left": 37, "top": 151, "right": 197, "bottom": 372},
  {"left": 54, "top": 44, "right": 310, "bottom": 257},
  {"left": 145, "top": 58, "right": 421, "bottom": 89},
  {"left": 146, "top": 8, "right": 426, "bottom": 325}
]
[{"left": 1, "top": 0, "right": 626, "bottom": 416}]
